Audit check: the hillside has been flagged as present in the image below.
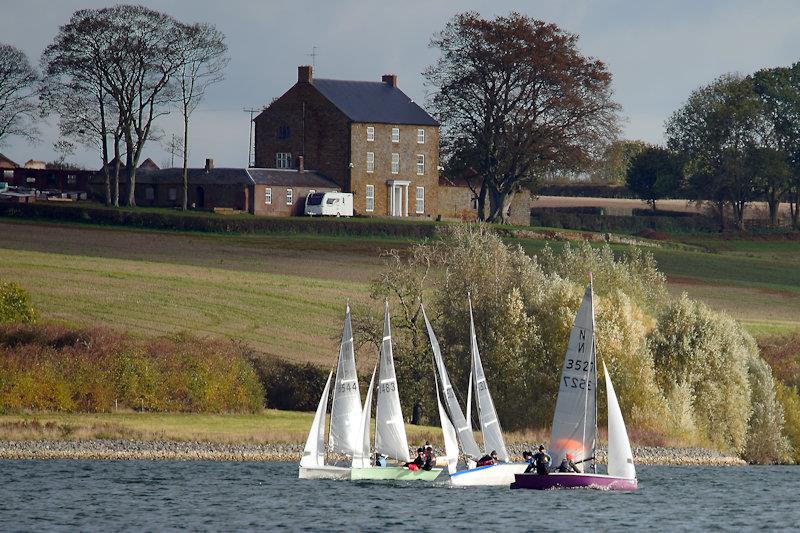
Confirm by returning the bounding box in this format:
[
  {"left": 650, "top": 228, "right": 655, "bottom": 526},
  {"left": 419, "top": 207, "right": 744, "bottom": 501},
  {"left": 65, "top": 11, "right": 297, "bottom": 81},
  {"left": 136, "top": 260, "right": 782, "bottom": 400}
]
[{"left": 0, "top": 220, "right": 798, "bottom": 367}]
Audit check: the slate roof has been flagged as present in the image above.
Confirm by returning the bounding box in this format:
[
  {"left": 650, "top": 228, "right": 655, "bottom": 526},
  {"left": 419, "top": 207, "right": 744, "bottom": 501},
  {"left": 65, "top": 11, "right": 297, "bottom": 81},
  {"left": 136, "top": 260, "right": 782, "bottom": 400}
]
[
  {"left": 89, "top": 167, "right": 339, "bottom": 188},
  {"left": 312, "top": 79, "right": 439, "bottom": 126},
  {"left": 247, "top": 168, "right": 339, "bottom": 188}
]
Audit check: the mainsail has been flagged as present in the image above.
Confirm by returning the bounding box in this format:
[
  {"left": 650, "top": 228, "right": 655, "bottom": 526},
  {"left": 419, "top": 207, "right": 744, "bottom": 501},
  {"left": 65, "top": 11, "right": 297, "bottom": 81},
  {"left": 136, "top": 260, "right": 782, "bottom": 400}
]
[
  {"left": 421, "top": 305, "right": 481, "bottom": 459},
  {"left": 435, "top": 372, "right": 460, "bottom": 475},
  {"left": 328, "top": 304, "right": 362, "bottom": 456},
  {"left": 374, "top": 302, "right": 411, "bottom": 462},
  {"left": 352, "top": 365, "right": 377, "bottom": 469},
  {"left": 549, "top": 283, "right": 598, "bottom": 471},
  {"left": 469, "top": 297, "right": 510, "bottom": 463},
  {"left": 604, "top": 363, "right": 636, "bottom": 479},
  {"left": 300, "top": 371, "right": 333, "bottom": 468}
]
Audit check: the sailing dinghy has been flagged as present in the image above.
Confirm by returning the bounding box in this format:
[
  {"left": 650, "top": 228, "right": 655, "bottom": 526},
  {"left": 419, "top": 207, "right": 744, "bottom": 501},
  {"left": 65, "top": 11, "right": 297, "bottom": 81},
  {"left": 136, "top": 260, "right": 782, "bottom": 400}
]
[
  {"left": 298, "top": 304, "right": 362, "bottom": 480},
  {"left": 511, "top": 281, "right": 637, "bottom": 491},
  {"left": 422, "top": 302, "right": 528, "bottom": 486},
  {"left": 350, "top": 302, "right": 442, "bottom": 481}
]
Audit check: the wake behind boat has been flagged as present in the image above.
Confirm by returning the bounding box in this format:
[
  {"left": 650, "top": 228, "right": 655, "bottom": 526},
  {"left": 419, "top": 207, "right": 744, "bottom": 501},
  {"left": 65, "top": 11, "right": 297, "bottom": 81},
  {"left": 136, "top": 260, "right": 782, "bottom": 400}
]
[
  {"left": 298, "top": 304, "right": 362, "bottom": 480},
  {"left": 350, "top": 302, "right": 442, "bottom": 482},
  {"left": 511, "top": 279, "right": 637, "bottom": 491}
]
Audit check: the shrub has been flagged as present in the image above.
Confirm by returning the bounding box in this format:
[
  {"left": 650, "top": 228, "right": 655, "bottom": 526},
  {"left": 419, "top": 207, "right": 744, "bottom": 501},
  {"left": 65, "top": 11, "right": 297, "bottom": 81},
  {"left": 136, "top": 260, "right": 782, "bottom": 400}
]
[
  {"left": 247, "top": 355, "right": 330, "bottom": 411},
  {"left": 649, "top": 296, "right": 754, "bottom": 454},
  {"left": 0, "top": 202, "right": 438, "bottom": 238},
  {"left": 743, "top": 354, "right": 790, "bottom": 463},
  {"left": 0, "top": 281, "right": 36, "bottom": 324},
  {"left": 0, "top": 324, "right": 263, "bottom": 413},
  {"left": 775, "top": 383, "right": 800, "bottom": 463}
]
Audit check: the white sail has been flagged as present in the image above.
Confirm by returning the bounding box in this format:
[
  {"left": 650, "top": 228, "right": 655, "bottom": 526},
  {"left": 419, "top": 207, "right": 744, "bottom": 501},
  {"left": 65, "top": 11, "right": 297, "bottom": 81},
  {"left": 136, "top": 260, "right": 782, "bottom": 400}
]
[
  {"left": 300, "top": 371, "right": 333, "bottom": 468},
  {"left": 469, "top": 297, "right": 510, "bottom": 463},
  {"left": 374, "top": 302, "right": 411, "bottom": 462},
  {"left": 549, "top": 283, "right": 597, "bottom": 471},
  {"left": 328, "top": 304, "right": 362, "bottom": 456},
  {"left": 421, "top": 305, "right": 482, "bottom": 460},
  {"left": 352, "top": 365, "right": 377, "bottom": 469},
  {"left": 466, "top": 370, "right": 473, "bottom": 433},
  {"left": 604, "top": 363, "right": 636, "bottom": 479},
  {"left": 436, "top": 375, "right": 460, "bottom": 475}
]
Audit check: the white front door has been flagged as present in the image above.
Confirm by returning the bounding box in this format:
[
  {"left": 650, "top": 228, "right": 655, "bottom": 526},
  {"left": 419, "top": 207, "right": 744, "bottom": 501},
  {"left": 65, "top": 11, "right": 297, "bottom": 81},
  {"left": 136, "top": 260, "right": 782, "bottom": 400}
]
[{"left": 393, "top": 185, "right": 403, "bottom": 216}]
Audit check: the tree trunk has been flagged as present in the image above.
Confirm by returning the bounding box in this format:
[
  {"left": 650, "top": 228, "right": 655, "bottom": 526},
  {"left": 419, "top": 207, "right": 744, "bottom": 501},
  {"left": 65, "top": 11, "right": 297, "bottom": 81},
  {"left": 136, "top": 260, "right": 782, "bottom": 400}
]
[
  {"left": 766, "top": 187, "right": 780, "bottom": 227},
  {"left": 789, "top": 187, "right": 800, "bottom": 229},
  {"left": 182, "top": 111, "right": 189, "bottom": 211},
  {"left": 476, "top": 181, "right": 488, "bottom": 221},
  {"left": 126, "top": 134, "right": 137, "bottom": 207},
  {"left": 112, "top": 139, "right": 121, "bottom": 208},
  {"left": 486, "top": 186, "right": 513, "bottom": 224},
  {"left": 733, "top": 200, "right": 746, "bottom": 231}
]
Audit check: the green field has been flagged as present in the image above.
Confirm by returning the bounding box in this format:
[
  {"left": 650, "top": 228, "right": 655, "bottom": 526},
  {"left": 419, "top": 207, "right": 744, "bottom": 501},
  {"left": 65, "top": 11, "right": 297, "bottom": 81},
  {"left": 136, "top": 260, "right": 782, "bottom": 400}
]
[{"left": 1, "top": 219, "right": 798, "bottom": 367}]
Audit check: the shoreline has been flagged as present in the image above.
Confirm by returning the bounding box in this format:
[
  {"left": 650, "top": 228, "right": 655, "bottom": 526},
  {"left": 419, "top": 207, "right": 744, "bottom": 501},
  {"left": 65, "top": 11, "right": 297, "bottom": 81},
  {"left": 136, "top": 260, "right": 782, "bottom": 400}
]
[{"left": 0, "top": 440, "right": 746, "bottom": 466}]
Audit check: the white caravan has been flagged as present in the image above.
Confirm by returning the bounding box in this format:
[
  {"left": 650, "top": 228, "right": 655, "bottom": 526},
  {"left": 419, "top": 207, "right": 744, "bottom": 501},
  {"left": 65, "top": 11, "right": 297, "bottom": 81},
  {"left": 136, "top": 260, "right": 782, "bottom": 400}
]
[{"left": 304, "top": 192, "right": 353, "bottom": 217}]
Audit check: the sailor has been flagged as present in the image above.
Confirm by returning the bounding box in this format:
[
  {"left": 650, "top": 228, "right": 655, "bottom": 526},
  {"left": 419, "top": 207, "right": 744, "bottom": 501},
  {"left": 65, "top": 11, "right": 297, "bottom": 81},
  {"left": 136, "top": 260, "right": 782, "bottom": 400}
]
[
  {"left": 476, "top": 450, "right": 498, "bottom": 467},
  {"left": 558, "top": 453, "right": 581, "bottom": 473},
  {"left": 404, "top": 448, "right": 426, "bottom": 470},
  {"left": 422, "top": 445, "right": 436, "bottom": 471},
  {"left": 522, "top": 451, "right": 533, "bottom": 465},
  {"left": 375, "top": 453, "right": 387, "bottom": 467},
  {"left": 526, "top": 445, "right": 551, "bottom": 474}
]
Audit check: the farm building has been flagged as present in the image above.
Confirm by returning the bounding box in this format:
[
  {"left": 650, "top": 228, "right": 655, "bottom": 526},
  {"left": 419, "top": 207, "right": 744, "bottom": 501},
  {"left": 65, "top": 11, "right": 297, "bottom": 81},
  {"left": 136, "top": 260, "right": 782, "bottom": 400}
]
[{"left": 88, "top": 158, "right": 339, "bottom": 215}]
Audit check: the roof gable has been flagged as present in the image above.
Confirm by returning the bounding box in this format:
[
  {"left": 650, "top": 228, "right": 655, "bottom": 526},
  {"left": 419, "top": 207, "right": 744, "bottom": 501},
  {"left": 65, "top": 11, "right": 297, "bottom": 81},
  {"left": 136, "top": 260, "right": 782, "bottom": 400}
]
[{"left": 311, "top": 79, "right": 439, "bottom": 126}]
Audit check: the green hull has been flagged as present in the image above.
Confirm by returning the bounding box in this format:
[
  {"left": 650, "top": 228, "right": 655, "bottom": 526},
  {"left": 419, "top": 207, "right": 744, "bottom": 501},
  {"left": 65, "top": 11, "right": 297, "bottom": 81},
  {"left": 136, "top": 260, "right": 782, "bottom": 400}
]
[{"left": 350, "top": 466, "right": 442, "bottom": 481}]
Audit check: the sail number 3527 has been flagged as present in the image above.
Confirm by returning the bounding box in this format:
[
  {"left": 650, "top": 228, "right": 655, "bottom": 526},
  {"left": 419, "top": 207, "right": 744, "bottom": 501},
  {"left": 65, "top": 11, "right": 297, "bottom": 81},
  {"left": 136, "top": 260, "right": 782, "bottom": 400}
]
[
  {"left": 565, "top": 358, "right": 594, "bottom": 371},
  {"left": 563, "top": 376, "right": 593, "bottom": 390}
]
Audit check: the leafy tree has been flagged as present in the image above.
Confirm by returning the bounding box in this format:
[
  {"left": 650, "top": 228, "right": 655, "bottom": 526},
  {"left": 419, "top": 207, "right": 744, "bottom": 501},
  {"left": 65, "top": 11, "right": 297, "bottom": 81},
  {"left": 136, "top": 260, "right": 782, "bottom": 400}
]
[
  {"left": 666, "top": 74, "right": 765, "bottom": 230},
  {"left": 592, "top": 139, "right": 648, "bottom": 184},
  {"left": 625, "top": 146, "right": 683, "bottom": 210},
  {"left": 753, "top": 65, "right": 800, "bottom": 229},
  {"left": 0, "top": 43, "right": 39, "bottom": 146},
  {"left": 426, "top": 12, "right": 620, "bottom": 223},
  {"left": 746, "top": 146, "right": 791, "bottom": 226}
]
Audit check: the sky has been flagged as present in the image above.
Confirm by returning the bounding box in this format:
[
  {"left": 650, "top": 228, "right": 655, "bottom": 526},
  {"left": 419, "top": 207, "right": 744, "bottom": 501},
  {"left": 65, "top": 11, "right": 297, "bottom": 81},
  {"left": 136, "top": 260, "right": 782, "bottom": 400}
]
[{"left": 2, "top": 0, "right": 800, "bottom": 169}]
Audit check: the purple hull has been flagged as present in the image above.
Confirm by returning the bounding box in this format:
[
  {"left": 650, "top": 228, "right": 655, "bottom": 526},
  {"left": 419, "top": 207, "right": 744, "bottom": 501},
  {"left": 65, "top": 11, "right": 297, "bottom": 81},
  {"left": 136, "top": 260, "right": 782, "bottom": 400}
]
[{"left": 511, "top": 472, "right": 637, "bottom": 491}]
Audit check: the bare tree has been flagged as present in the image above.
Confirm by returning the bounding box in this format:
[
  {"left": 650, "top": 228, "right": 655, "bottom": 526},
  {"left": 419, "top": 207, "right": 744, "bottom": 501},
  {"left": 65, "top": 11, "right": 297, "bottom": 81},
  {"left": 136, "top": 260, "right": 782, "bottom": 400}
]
[
  {"left": 42, "top": 9, "right": 128, "bottom": 206},
  {"left": 175, "top": 22, "right": 229, "bottom": 210},
  {"left": 0, "top": 43, "right": 39, "bottom": 146},
  {"left": 425, "top": 12, "right": 620, "bottom": 222},
  {"left": 42, "top": 6, "right": 185, "bottom": 207}
]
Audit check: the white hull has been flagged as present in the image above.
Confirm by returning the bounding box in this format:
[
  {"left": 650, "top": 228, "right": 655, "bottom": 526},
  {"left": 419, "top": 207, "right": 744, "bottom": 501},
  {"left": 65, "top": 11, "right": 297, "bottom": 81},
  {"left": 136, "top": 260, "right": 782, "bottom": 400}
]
[
  {"left": 298, "top": 465, "right": 351, "bottom": 480},
  {"left": 448, "top": 463, "right": 529, "bottom": 486}
]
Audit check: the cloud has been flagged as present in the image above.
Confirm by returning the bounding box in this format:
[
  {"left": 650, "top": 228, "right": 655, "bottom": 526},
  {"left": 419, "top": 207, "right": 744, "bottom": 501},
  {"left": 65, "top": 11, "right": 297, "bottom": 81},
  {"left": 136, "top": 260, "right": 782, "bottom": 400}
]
[{"left": 2, "top": 0, "right": 800, "bottom": 166}]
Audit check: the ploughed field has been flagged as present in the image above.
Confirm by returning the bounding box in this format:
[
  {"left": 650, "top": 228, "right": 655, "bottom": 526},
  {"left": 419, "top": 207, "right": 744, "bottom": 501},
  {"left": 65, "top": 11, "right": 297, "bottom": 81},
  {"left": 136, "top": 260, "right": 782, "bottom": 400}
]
[{"left": 0, "top": 219, "right": 798, "bottom": 366}]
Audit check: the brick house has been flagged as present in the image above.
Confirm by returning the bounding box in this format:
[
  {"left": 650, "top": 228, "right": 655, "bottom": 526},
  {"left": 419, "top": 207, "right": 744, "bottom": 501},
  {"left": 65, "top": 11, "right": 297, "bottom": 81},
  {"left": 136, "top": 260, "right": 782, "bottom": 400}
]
[{"left": 254, "top": 66, "right": 440, "bottom": 218}]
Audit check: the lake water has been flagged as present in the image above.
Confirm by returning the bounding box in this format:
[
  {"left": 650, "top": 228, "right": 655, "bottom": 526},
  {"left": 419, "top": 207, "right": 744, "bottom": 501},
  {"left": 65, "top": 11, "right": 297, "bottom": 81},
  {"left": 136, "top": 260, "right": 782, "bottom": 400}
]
[{"left": 1, "top": 460, "right": 797, "bottom": 531}]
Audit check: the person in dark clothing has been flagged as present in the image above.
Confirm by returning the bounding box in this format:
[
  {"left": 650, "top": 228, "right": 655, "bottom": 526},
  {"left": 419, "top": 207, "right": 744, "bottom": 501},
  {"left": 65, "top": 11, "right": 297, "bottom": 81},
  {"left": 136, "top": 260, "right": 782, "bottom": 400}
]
[
  {"left": 522, "top": 451, "right": 533, "bottom": 465},
  {"left": 558, "top": 453, "right": 581, "bottom": 473},
  {"left": 526, "top": 445, "right": 551, "bottom": 474},
  {"left": 422, "top": 445, "right": 436, "bottom": 470},
  {"left": 404, "top": 448, "right": 426, "bottom": 470},
  {"left": 476, "top": 450, "right": 498, "bottom": 467}
]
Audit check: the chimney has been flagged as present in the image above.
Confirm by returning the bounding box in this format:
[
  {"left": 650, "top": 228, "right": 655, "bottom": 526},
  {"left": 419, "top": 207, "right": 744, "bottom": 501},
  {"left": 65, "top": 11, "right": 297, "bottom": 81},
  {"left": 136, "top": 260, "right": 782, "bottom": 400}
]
[
  {"left": 298, "top": 65, "right": 313, "bottom": 83},
  {"left": 205, "top": 158, "right": 214, "bottom": 172},
  {"left": 297, "top": 155, "right": 305, "bottom": 173},
  {"left": 382, "top": 74, "right": 398, "bottom": 88}
]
